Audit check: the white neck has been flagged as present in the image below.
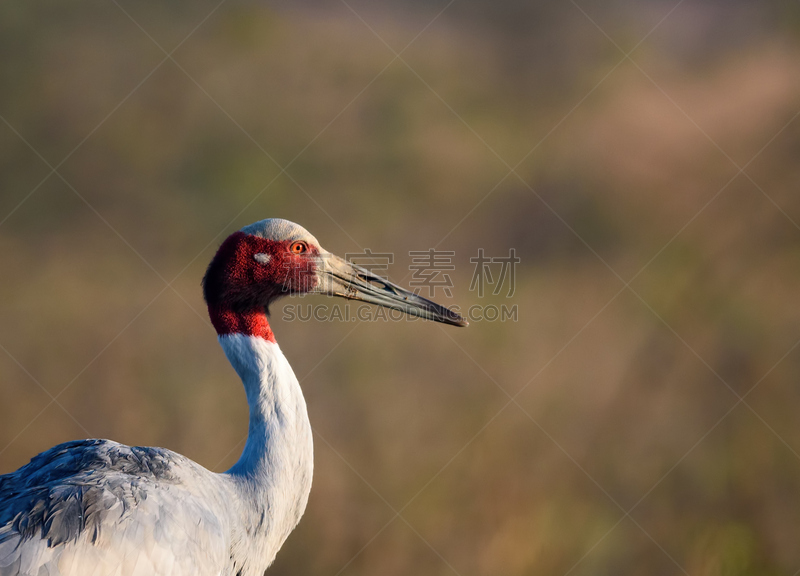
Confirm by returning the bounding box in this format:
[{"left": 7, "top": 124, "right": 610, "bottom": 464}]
[{"left": 218, "top": 334, "right": 314, "bottom": 570}]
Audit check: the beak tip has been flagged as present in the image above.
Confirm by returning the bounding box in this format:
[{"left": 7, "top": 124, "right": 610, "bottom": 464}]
[{"left": 452, "top": 314, "right": 469, "bottom": 328}]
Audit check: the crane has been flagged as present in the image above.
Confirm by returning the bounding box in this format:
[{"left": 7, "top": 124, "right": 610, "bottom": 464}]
[{"left": 0, "top": 218, "right": 467, "bottom": 576}]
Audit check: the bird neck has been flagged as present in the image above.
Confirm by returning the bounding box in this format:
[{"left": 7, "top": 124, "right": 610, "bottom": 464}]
[
  {"left": 208, "top": 303, "right": 276, "bottom": 342},
  {"left": 217, "top": 328, "right": 313, "bottom": 559}
]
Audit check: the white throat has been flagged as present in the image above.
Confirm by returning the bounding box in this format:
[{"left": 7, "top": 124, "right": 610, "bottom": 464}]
[{"left": 218, "top": 334, "right": 314, "bottom": 569}]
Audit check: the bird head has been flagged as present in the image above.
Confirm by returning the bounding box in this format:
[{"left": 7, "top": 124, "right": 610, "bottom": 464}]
[{"left": 203, "top": 219, "right": 467, "bottom": 335}]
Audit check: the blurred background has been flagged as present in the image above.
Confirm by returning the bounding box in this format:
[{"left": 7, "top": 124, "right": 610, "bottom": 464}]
[{"left": 2, "top": 1, "right": 800, "bottom": 574}]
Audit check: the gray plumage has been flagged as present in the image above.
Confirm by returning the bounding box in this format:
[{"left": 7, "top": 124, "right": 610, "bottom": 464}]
[
  {"left": 1, "top": 439, "right": 180, "bottom": 546},
  {"left": 0, "top": 440, "right": 230, "bottom": 574}
]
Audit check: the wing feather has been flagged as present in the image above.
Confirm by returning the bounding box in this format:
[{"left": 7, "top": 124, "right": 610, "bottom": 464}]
[{"left": 0, "top": 440, "right": 231, "bottom": 576}]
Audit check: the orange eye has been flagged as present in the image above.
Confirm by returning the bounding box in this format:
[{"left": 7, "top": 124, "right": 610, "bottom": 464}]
[{"left": 290, "top": 241, "right": 307, "bottom": 254}]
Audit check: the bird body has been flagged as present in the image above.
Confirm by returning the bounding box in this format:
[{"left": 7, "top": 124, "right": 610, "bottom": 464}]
[{"left": 0, "top": 219, "right": 465, "bottom": 575}]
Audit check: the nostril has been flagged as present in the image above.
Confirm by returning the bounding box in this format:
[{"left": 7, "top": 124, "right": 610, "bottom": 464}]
[{"left": 359, "top": 275, "right": 395, "bottom": 294}]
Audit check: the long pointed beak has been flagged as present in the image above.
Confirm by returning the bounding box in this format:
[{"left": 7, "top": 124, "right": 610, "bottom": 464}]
[{"left": 314, "top": 253, "right": 468, "bottom": 327}]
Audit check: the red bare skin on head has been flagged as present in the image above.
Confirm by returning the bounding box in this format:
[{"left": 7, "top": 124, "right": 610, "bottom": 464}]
[
  {"left": 208, "top": 307, "right": 276, "bottom": 342},
  {"left": 203, "top": 232, "right": 319, "bottom": 342}
]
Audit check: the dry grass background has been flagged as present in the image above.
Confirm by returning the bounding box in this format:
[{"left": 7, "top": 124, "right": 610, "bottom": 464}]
[{"left": 1, "top": 1, "right": 800, "bottom": 574}]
